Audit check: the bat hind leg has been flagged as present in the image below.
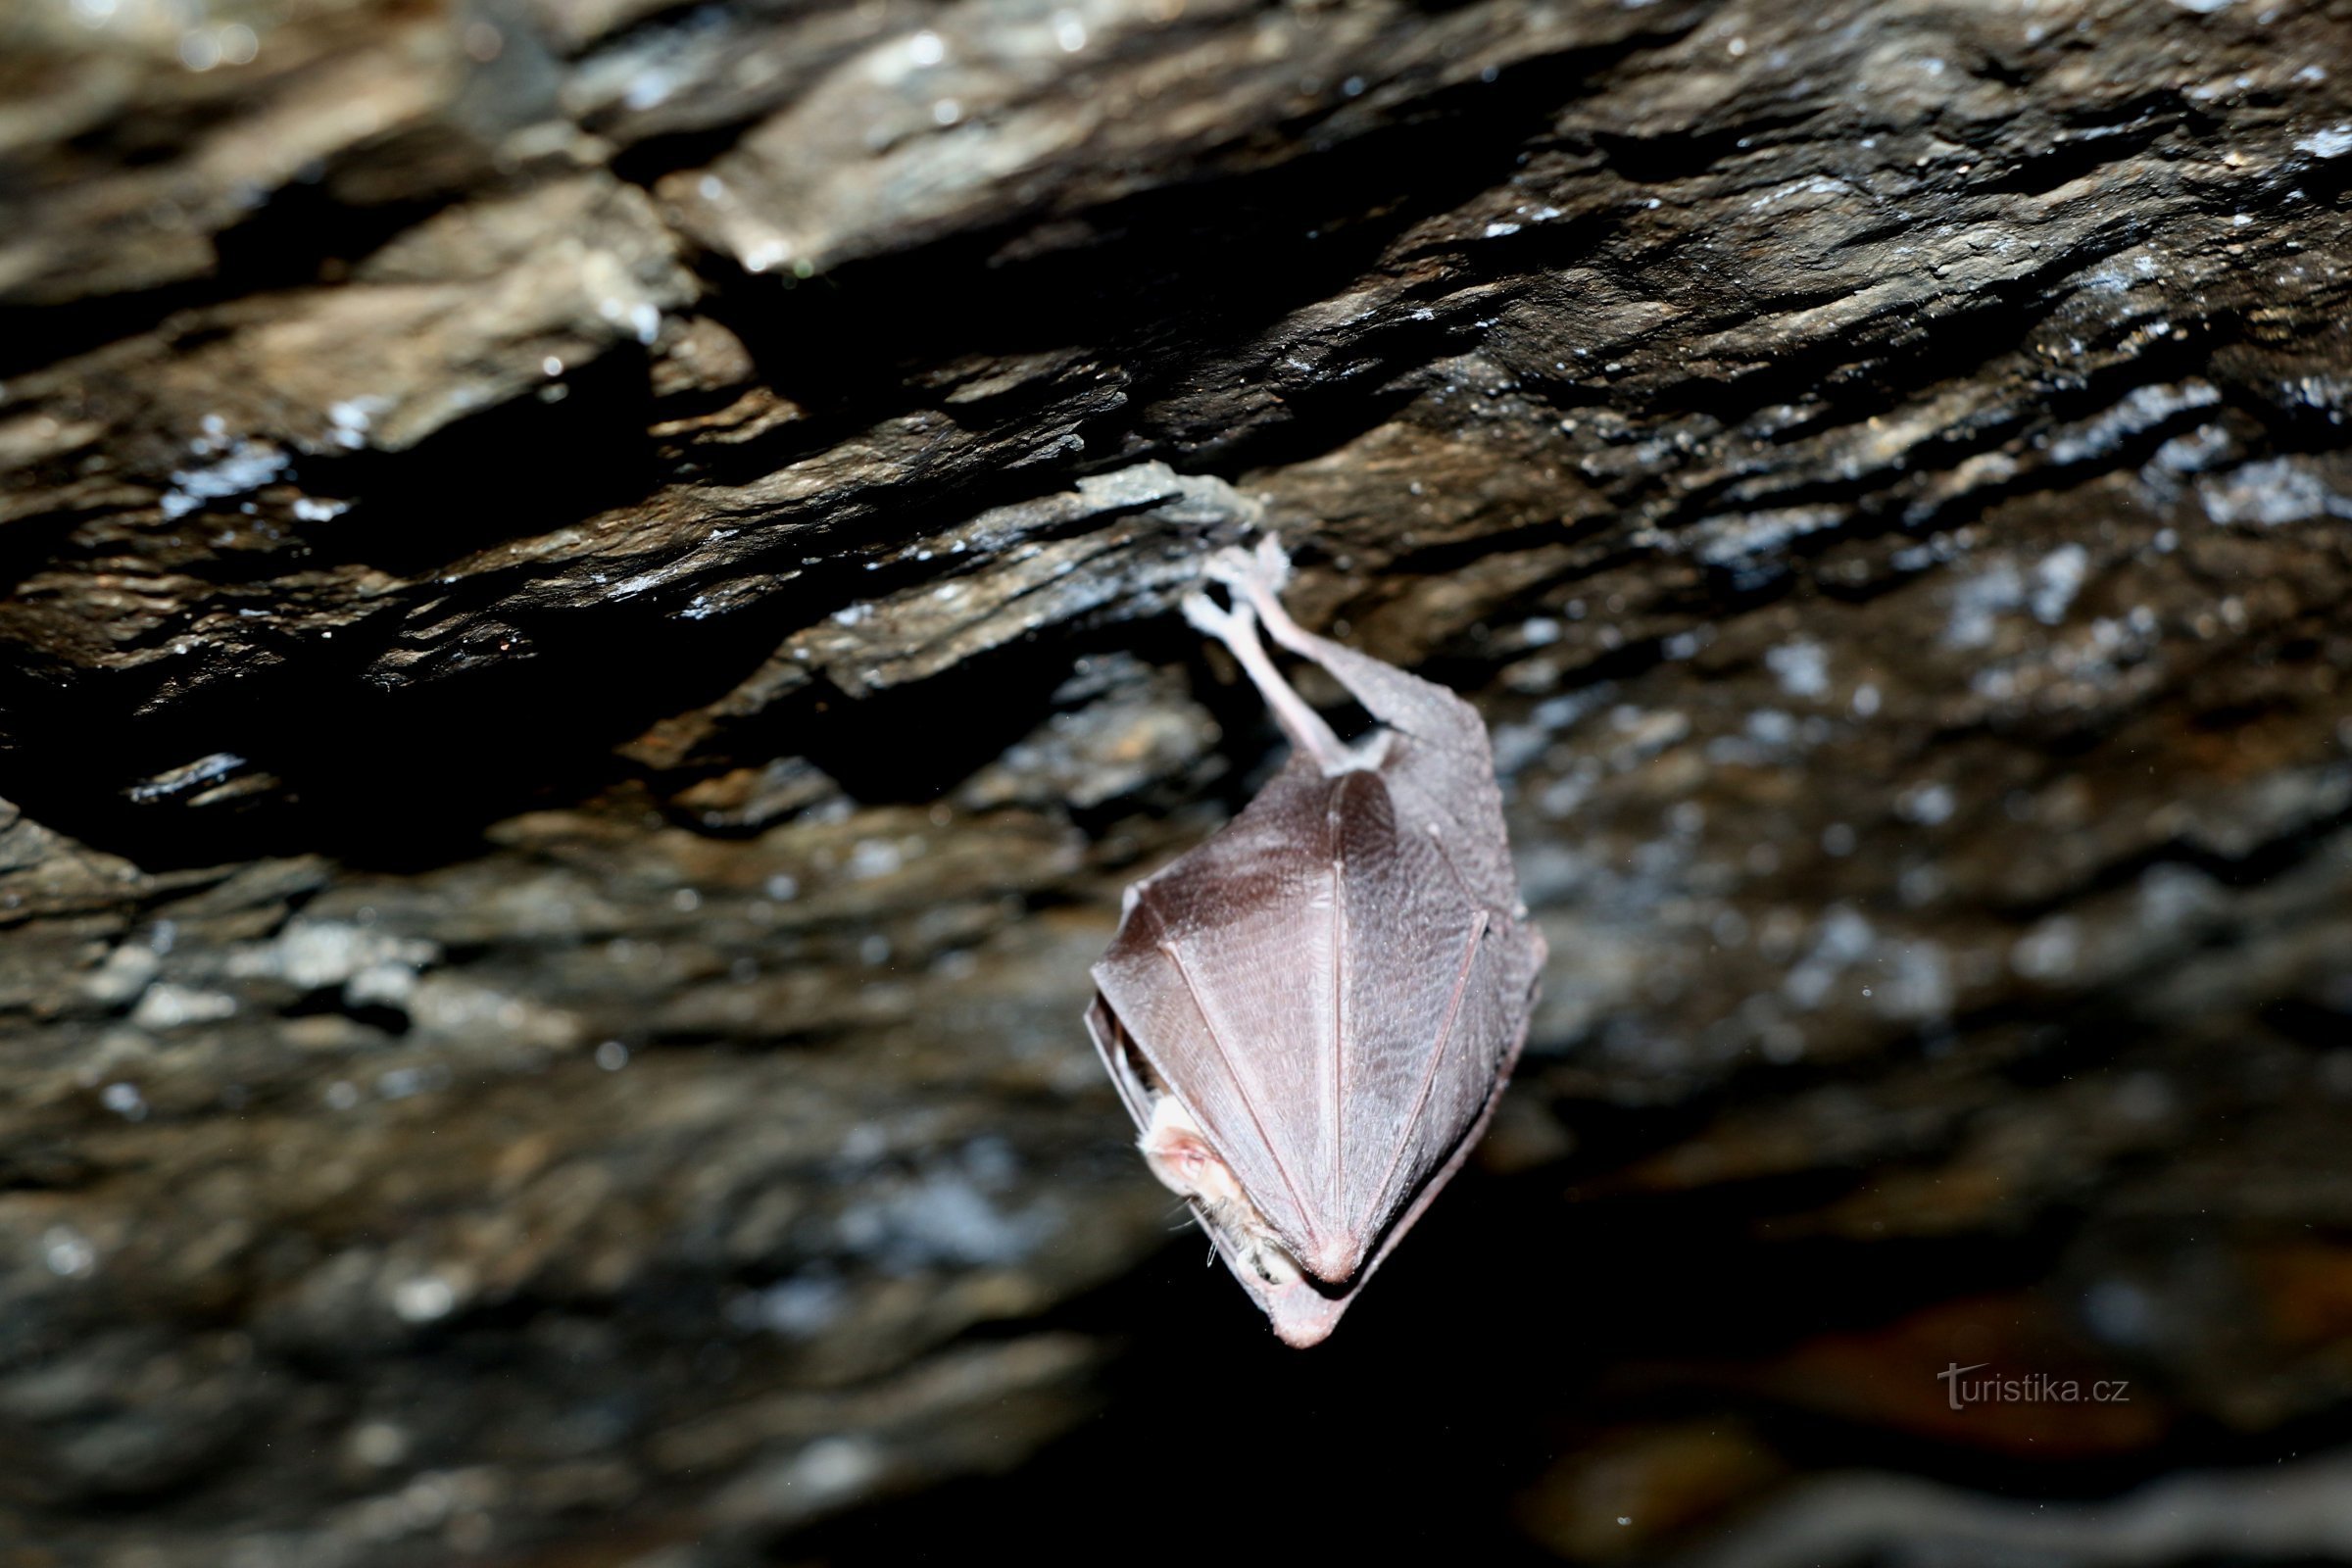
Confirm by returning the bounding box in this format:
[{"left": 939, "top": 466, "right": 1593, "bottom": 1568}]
[
  {"left": 1206, "top": 535, "right": 1484, "bottom": 757},
  {"left": 1181, "top": 585, "right": 1352, "bottom": 772}
]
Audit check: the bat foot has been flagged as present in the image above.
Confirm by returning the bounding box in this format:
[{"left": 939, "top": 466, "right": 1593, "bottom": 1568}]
[
  {"left": 1248, "top": 533, "right": 1294, "bottom": 590},
  {"left": 1200, "top": 534, "right": 1293, "bottom": 598}
]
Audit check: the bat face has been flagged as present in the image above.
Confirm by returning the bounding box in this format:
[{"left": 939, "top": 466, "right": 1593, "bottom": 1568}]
[{"left": 1087, "top": 540, "right": 1545, "bottom": 1348}]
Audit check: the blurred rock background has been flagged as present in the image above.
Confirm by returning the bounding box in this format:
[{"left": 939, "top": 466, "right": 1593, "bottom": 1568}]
[{"left": 3, "top": 0, "right": 2351, "bottom": 1561}]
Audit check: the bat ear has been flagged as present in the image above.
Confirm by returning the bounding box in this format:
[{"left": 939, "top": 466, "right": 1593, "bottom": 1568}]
[
  {"left": 1141, "top": 1118, "right": 1217, "bottom": 1188},
  {"left": 1139, "top": 1098, "right": 1246, "bottom": 1211}
]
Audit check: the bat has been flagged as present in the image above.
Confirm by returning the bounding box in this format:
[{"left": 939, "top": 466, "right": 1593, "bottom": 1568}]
[{"left": 1086, "top": 538, "right": 1546, "bottom": 1347}]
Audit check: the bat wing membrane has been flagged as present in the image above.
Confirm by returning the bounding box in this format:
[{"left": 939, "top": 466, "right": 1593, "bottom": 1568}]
[
  {"left": 1329, "top": 766, "right": 1517, "bottom": 1263},
  {"left": 1094, "top": 750, "right": 1533, "bottom": 1285},
  {"left": 1091, "top": 755, "right": 1345, "bottom": 1253},
  {"left": 1084, "top": 994, "right": 1156, "bottom": 1129}
]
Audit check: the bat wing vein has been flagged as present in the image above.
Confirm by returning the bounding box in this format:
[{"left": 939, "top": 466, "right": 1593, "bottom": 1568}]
[
  {"left": 1155, "top": 937, "right": 1318, "bottom": 1247},
  {"left": 1359, "top": 908, "right": 1490, "bottom": 1241},
  {"left": 1329, "top": 812, "right": 1349, "bottom": 1224},
  {"left": 1388, "top": 767, "right": 1495, "bottom": 911}
]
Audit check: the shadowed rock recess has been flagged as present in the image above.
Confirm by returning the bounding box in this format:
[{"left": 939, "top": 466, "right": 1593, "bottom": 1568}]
[{"left": 3, "top": 0, "right": 2351, "bottom": 1561}]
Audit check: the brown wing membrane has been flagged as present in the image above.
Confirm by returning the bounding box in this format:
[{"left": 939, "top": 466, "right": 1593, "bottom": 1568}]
[
  {"left": 1318, "top": 765, "right": 1500, "bottom": 1273},
  {"left": 1091, "top": 754, "right": 1346, "bottom": 1258},
  {"left": 1083, "top": 995, "right": 1155, "bottom": 1128},
  {"left": 1095, "top": 752, "right": 1533, "bottom": 1286}
]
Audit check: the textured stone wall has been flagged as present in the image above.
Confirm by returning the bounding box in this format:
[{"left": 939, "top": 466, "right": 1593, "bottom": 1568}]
[{"left": 3, "top": 0, "right": 2350, "bottom": 1561}]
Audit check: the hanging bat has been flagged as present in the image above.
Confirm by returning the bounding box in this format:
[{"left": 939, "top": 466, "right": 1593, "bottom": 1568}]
[{"left": 1086, "top": 538, "right": 1546, "bottom": 1347}]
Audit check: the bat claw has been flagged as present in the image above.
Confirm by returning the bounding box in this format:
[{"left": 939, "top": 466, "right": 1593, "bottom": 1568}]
[{"left": 1249, "top": 533, "right": 1294, "bottom": 591}]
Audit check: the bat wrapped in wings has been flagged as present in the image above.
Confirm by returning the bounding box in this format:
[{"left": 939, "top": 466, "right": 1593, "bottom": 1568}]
[{"left": 1086, "top": 538, "right": 1546, "bottom": 1347}]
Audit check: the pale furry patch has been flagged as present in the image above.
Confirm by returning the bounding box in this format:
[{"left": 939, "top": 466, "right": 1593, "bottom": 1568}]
[{"left": 1139, "top": 1095, "right": 1301, "bottom": 1286}]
